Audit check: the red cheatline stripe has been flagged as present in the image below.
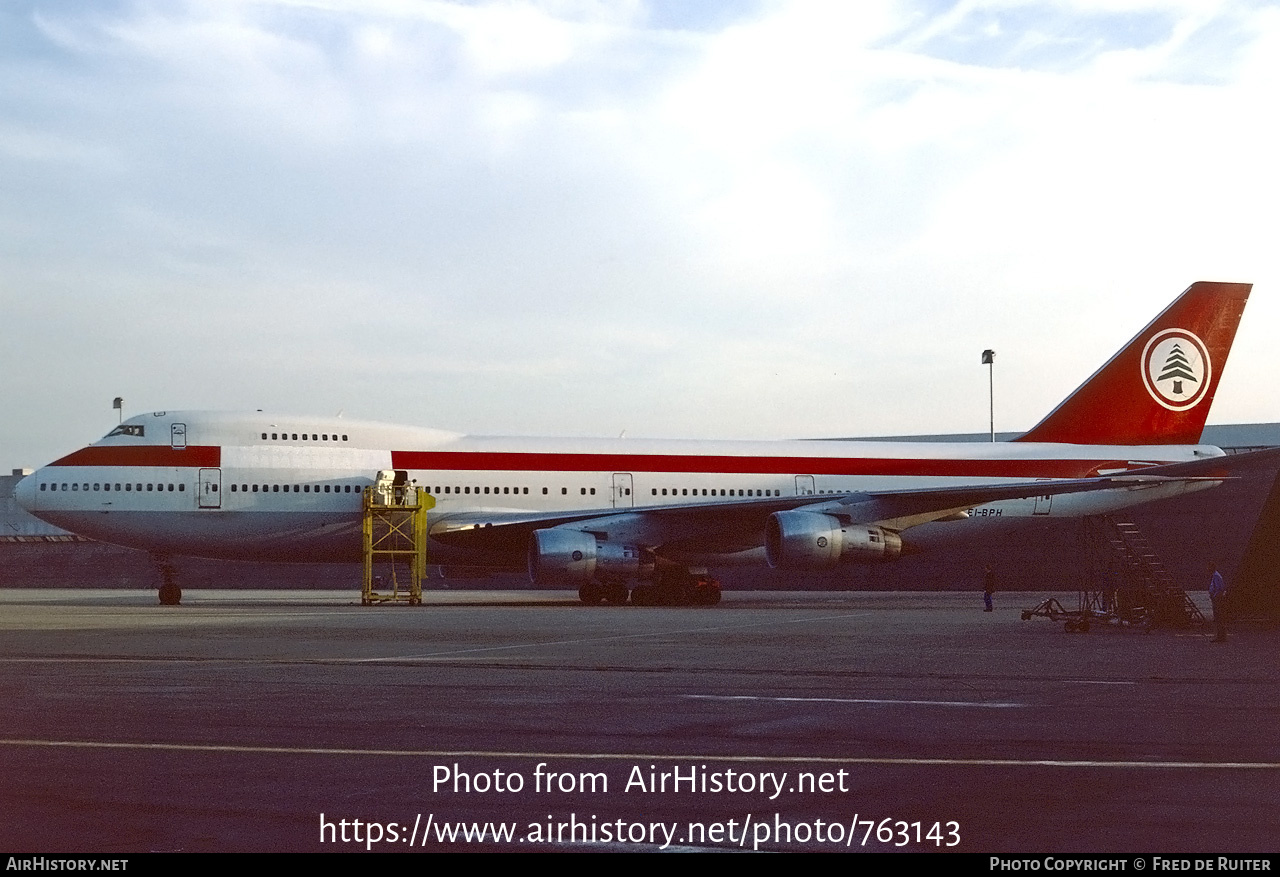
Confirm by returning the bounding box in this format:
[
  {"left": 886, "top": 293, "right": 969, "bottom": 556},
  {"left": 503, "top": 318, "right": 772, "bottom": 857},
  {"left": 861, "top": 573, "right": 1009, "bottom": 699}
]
[
  {"left": 48, "top": 446, "right": 221, "bottom": 468},
  {"left": 45, "top": 445, "right": 1156, "bottom": 479},
  {"left": 390, "top": 450, "right": 1143, "bottom": 479}
]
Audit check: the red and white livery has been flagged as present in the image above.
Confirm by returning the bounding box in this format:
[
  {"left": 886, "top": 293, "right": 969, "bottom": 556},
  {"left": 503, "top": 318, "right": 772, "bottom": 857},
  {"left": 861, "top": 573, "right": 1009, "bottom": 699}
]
[{"left": 14, "top": 281, "right": 1253, "bottom": 603}]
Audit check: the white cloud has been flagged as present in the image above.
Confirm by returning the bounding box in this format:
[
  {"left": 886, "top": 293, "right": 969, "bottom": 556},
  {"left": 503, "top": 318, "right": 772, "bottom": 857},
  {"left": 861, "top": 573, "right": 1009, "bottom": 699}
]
[{"left": 2, "top": 0, "right": 1279, "bottom": 468}]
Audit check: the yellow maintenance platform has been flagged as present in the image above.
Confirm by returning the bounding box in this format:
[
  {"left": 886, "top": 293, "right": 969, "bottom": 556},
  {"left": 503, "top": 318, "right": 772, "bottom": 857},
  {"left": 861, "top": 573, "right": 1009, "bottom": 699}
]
[{"left": 361, "top": 481, "right": 434, "bottom": 605}]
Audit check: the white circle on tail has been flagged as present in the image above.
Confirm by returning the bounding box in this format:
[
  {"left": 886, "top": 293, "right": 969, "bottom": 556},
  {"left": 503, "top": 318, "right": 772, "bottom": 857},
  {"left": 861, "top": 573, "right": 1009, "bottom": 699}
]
[{"left": 1141, "top": 328, "right": 1211, "bottom": 411}]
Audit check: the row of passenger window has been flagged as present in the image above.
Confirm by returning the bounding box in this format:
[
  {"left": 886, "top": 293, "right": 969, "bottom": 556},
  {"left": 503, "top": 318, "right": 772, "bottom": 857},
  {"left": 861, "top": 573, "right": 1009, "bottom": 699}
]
[
  {"left": 230, "top": 484, "right": 362, "bottom": 493},
  {"left": 260, "top": 432, "right": 349, "bottom": 442},
  {"left": 41, "top": 482, "right": 184, "bottom": 492},
  {"left": 428, "top": 486, "right": 776, "bottom": 498},
  {"left": 42, "top": 479, "right": 787, "bottom": 500},
  {"left": 431, "top": 486, "right": 606, "bottom": 496},
  {"left": 653, "top": 488, "right": 779, "bottom": 497},
  {"left": 227, "top": 484, "right": 603, "bottom": 497},
  {"left": 426, "top": 485, "right": 776, "bottom": 498}
]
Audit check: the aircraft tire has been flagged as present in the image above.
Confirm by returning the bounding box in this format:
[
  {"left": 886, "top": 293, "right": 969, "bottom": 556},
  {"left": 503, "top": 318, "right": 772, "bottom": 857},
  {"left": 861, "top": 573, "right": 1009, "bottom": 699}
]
[
  {"left": 629, "top": 584, "right": 656, "bottom": 606},
  {"left": 158, "top": 583, "right": 182, "bottom": 606},
  {"left": 579, "top": 582, "right": 604, "bottom": 605}
]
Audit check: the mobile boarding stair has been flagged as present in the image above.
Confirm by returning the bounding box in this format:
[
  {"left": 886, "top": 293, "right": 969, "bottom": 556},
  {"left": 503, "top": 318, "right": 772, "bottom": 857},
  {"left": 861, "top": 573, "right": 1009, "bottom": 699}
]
[{"left": 1022, "top": 516, "right": 1205, "bottom": 632}]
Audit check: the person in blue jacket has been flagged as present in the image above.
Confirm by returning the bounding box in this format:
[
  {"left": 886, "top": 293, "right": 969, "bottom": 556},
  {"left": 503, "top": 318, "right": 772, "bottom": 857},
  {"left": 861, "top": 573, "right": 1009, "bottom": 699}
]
[{"left": 1209, "top": 563, "right": 1228, "bottom": 642}]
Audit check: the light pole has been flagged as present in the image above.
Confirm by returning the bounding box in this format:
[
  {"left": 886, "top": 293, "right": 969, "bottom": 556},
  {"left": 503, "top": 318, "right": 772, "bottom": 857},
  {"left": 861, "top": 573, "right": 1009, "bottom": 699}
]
[
  {"left": 981, "top": 350, "right": 995, "bottom": 442},
  {"left": 113, "top": 397, "right": 123, "bottom": 424}
]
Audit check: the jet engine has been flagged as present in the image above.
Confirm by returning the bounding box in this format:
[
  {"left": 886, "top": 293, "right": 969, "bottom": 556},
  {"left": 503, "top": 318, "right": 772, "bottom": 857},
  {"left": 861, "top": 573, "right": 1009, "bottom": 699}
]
[
  {"left": 527, "top": 529, "right": 642, "bottom": 586},
  {"left": 764, "top": 511, "right": 903, "bottom": 568}
]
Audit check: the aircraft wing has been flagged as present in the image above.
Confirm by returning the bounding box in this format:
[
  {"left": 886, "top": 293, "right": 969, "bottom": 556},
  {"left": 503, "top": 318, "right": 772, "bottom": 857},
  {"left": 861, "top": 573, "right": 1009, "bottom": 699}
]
[
  {"left": 1123, "top": 445, "right": 1280, "bottom": 478},
  {"left": 428, "top": 467, "right": 1238, "bottom": 559}
]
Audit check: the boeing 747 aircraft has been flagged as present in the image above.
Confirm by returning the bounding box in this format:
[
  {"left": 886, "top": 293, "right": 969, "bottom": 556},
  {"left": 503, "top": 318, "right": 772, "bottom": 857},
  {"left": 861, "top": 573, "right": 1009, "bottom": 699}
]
[{"left": 14, "top": 281, "right": 1253, "bottom": 605}]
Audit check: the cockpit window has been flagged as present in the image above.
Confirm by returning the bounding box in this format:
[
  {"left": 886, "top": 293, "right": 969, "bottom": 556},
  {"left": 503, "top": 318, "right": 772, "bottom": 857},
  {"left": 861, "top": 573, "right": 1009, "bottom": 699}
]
[{"left": 106, "top": 424, "right": 145, "bottom": 438}]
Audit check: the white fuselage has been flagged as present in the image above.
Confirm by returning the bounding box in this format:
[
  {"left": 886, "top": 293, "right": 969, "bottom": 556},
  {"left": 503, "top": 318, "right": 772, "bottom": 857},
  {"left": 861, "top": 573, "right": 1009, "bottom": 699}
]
[{"left": 15, "top": 410, "right": 1222, "bottom": 564}]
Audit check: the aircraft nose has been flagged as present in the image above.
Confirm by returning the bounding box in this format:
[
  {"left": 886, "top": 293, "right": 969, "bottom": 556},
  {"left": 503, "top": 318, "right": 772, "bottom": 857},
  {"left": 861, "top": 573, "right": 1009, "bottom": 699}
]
[{"left": 13, "top": 472, "right": 37, "bottom": 513}]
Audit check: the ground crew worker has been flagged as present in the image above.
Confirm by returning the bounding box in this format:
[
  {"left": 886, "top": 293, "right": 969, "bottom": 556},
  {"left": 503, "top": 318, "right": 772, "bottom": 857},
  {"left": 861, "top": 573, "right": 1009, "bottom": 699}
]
[{"left": 1209, "top": 563, "right": 1228, "bottom": 642}]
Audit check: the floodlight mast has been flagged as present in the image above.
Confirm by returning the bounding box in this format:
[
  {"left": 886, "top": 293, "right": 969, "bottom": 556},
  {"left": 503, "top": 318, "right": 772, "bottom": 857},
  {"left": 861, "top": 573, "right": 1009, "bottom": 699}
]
[{"left": 981, "top": 350, "right": 995, "bottom": 442}]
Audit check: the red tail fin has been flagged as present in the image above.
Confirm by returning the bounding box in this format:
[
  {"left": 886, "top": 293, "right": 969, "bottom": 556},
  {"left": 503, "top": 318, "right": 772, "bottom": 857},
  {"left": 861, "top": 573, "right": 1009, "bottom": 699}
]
[{"left": 1016, "top": 281, "right": 1251, "bottom": 445}]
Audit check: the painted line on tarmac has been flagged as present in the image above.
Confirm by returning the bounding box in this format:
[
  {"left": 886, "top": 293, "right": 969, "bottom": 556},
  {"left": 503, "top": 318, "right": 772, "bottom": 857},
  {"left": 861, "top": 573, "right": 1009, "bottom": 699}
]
[
  {"left": 1062, "top": 680, "right": 1137, "bottom": 686},
  {"left": 685, "top": 694, "right": 1024, "bottom": 708},
  {"left": 2, "top": 738, "right": 1277, "bottom": 770},
  {"left": 0, "top": 611, "right": 875, "bottom": 665},
  {"left": 338, "top": 612, "right": 875, "bottom": 662}
]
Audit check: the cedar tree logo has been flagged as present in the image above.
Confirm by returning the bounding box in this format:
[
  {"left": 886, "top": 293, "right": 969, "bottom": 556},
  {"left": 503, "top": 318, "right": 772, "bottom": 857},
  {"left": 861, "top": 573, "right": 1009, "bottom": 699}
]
[{"left": 1141, "top": 328, "right": 1211, "bottom": 411}]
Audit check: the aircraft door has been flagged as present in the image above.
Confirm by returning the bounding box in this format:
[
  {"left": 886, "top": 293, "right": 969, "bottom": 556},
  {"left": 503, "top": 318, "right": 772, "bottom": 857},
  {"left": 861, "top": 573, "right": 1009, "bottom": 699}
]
[
  {"left": 1033, "top": 494, "right": 1052, "bottom": 515},
  {"left": 198, "top": 468, "right": 221, "bottom": 509},
  {"left": 612, "top": 473, "right": 634, "bottom": 508},
  {"left": 795, "top": 475, "right": 815, "bottom": 496},
  {"left": 171, "top": 423, "right": 187, "bottom": 449}
]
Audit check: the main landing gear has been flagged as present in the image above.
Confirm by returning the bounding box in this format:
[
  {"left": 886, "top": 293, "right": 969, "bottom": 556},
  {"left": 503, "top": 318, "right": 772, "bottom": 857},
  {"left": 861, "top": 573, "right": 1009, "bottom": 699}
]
[
  {"left": 579, "top": 580, "right": 630, "bottom": 605},
  {"left": 153, "top": 553, "right": 182, "bottom": 606},
  {"left": 578, "top": 568, "right": 722, "bottom": 607}
]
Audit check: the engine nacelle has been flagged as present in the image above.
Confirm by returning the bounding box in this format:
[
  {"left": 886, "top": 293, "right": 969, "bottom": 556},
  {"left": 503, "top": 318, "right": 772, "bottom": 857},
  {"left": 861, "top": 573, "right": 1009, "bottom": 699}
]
[
  {"left": 528, "top": 529, "right": 642, "bottom": 585},
  {"left": 765, "top": 511, "right": 903, "bottom": 569}
]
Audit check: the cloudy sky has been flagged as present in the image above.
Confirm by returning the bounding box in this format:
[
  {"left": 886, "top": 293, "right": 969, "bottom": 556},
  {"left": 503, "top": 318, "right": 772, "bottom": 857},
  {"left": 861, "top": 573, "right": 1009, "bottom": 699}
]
[{"left": 3, "top": 0, "right": 1278, "bottom": 470}]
